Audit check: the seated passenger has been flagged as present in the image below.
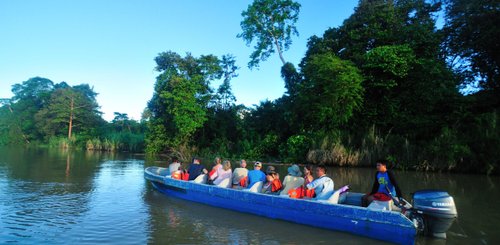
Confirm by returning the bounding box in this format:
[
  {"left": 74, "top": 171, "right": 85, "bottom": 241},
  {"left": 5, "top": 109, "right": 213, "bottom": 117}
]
[
  {"left": 187, "top": 157, "right": 208, "bottom": 181},
  {"left": 213, "top": 160, "right": 233, "bottom": 187},
  {"left": 168, "top": 156, "right": 181, "bottom": 175},
  {"left": 232, "top": 160, "right": 248, "bottom": 189},
  {"left": 261, "top": 168, "right": 282, "bottom": 194},
  {"left": 306, "top": 165, "right": 334, "bottom": 200},
  {"left": 208, "top": 157, "right": 222, "bottom": 183},
  {"left": 280, "top": 164, "right": 304, "bottom": 195},
  {"left": 246, "top": 161, "right": 266, "bottom": 189},
  {"left": 362, "top": 159, "right": 404, "bottom": 207},
  {"left": 303, "top": 165, "right": 314, "bottom": 186}
]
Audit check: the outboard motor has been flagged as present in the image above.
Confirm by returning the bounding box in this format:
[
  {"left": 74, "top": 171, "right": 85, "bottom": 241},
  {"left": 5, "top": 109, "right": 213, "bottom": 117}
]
[{"left": 409, "top": 190, "right": 458, "bottom": 239}]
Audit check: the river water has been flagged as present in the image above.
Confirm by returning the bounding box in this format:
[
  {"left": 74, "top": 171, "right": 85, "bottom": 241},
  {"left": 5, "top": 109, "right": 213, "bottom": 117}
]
[{"left": 0, "top": 147, "right": 498, "bottom": 244}]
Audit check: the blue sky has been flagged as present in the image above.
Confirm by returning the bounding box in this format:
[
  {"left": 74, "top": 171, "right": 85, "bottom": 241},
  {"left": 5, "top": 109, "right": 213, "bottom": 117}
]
[{"left": 0, "top": 0, "right": 358, "bottom": 121}]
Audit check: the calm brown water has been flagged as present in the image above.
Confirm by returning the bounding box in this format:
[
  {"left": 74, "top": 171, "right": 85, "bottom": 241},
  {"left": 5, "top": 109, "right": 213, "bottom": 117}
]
[{"left": 0, "top": 147, "right": 498, "bottom": 244}]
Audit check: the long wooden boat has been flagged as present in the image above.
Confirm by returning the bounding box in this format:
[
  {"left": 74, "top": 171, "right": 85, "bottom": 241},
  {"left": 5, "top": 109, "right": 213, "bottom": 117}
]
[{"left": 144, "top": 166, "right": 417, "bottom": 244}]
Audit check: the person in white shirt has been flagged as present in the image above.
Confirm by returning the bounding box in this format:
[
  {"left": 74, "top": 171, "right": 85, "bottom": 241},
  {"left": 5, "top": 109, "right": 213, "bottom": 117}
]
[
  {"left": 306, "top": 165, "right": 334, "bottom": 200},
  {"left": 168, "top": 157, "right": 181, "bottom": 175}
]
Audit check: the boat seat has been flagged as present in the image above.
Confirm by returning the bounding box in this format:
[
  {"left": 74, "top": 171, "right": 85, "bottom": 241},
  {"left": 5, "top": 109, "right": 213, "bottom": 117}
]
[
  {"left": 322, "top": 185, "right": 349, "bottom": 204},
  {"left": 279, "top": 176, "right": 304, "bottom": 196},
  {"left": 248, "top": 181, "right": 263, "bottom": 193},
  {"left": 192, "top": 174, "right": 207, "bottom": 184},
  {"left": 216, "top": 178, "right": 231, "bottom": 188},
  {"left": 367, "top": 200, "right": 394, "bottom": 211}
]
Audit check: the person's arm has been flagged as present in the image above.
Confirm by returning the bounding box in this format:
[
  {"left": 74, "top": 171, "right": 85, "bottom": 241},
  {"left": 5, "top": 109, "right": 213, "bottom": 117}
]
[
  {"left": 370, "top": 172, "right": 379, "bottom": 195},
  {"left": 387, "top": 170, "right": 403, "bottom": 198},
  {"left": 306, "top": 178, "right": 321, "bottom": 190}
]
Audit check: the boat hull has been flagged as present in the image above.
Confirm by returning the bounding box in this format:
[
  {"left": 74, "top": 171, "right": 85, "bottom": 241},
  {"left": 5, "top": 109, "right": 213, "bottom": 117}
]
[{"left": 145, "top": 167, "right": 416, "bottom": 244}]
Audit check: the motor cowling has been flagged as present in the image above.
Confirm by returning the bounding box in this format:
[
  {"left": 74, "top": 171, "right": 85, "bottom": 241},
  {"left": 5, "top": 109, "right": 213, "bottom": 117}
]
[{"left": 411, "top": 190, "right": 458, "bottom": 239}]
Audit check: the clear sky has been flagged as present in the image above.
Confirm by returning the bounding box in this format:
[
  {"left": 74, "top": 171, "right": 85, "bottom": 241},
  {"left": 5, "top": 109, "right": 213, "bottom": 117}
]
[{"left": 0, "top": 0, "right": 358, "bottom": 121}]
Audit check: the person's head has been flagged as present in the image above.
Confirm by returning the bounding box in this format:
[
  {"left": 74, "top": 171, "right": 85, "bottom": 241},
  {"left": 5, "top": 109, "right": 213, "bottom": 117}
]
[
  {"left": 315, "top": 165, "right": 327, "bottom": 177},
  {"left": 304, "top": 165, "right": 313, "bottom": 176},
  {"left": 266, "top": 165, "right": 276, "bottom": 175},
  {"left": 266, "top": 173, "right": 275, "bottom": 182},
  {"left": 239, "top": 159, "right": 247, "bottom": 168},
  {"left": 254, "top": 161, "right": 262, "bottom": 170},
  {"left": 287, "top": 164, "right": 302, "bottom": 177},
  {"left": 214, "top": 157, "right": 221, "bottom": 165},
  {"left": 376, "top": 159, "right": 388, "bottom": 172},
  {"left": 192, "top": 157, "right": 200, "bottom": 164},
  {"left": 222, "top": 160, "right": 231, "bottom": 171},
  {"left": 172, "top": 156, "right": 178, "bottom": 163}
]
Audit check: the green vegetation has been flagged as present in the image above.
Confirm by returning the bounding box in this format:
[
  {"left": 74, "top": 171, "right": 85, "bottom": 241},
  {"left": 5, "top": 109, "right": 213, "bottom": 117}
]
[
  {"left": 1, "top": 0, "right": 498, "bottom": 174},
  {"left": 0, "top": 78, "right": 145, "bottom": 152}
]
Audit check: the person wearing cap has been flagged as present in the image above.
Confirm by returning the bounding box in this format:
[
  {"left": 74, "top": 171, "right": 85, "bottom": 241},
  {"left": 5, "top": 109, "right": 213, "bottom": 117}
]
[
  {"left": 280, "top": 164, "right": 304, "bottom": 195},
  {"left": 246, "top": 161, "right": 266, "bottom": 189},
  {"left": 362, "top": 159, "right": 404, "bottom": 207},
  {"left": 232, "top": 160, "right": 248, "bottom": 189},
  {"left": 187, "top": 157, "right": 208, "bottom": 181},
  {"left": 261, "top": 167, "right": 282, "bottom": 194},
  {"left": 306, "top": 164, "right": 334, "bottom": 200}
]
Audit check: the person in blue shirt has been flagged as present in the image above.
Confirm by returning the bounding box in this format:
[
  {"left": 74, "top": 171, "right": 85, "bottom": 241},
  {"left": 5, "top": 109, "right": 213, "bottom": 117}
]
[
  {"left": 362, "top": 159, "right": 404, "bottom": 207},
  {"left": 306, "top": 165, "right": 334, "bottom": 200},
  {"left": 246, "top": 161, "right": 266, "bottom": 188}
]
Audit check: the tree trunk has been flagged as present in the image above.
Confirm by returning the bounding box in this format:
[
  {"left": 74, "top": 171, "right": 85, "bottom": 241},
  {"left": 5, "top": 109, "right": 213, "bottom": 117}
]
[{"left": 68, "top": 97, "right": 74, "bottom": 140}]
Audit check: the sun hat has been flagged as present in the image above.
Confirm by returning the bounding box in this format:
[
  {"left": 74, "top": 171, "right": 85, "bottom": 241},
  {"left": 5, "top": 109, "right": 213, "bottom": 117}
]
[
  {"left": 266, "top": 165, "right": 276, "bottom": 174},
  {"left": 287, "top": 164, "right": 302, "bottom": 177}
]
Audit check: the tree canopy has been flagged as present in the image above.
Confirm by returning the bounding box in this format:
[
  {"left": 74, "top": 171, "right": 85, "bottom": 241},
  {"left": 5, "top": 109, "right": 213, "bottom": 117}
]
[{"left": 238, "top": 0, "right": 301, "bottom": 68}]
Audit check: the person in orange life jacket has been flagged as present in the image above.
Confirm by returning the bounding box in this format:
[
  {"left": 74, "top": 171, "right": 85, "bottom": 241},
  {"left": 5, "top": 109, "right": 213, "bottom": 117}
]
[
  {"left": 246, "top": 161, "right": 266, "bottom": 188},
  {"left": 362, "top": 159, "right": 404, "bottom": 207},
  {"left": 168, "top": 156, "right": 181, "bottom": 175},
  {"left": 187, "top": 157, "right": 208, "bottom": 181},
  {"left": 261, "top": 167, "right": 282, "bottom": 194}
]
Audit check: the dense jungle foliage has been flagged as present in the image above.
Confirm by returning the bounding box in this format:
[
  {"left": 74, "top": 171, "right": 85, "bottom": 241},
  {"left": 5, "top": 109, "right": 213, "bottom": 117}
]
[{"left": 1, "top": 0, "right": 498, "bottom": 174}]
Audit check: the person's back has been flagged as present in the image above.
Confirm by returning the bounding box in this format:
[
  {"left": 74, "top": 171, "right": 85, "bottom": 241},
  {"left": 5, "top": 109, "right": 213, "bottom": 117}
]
[
  {"left": 232, "top": 160, "right": 248, "bottom": 187},
  {"left": 187, "top": 158, "right": 207, "bottom": 181},
  {"left": 247, "top": 162, "right": 266, "bottom": 188},
  {"left": 213, "top": 160, "right": 233, "bottom": 186},
  {"left": 306, "top": 165, "right": 334, "bottom": 200},
  {"left": 168, "top": 157, "right": 181, "bottom": 174}
]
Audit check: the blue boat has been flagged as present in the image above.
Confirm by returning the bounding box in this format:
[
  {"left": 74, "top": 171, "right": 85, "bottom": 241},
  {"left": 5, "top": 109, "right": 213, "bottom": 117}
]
[{"left": 145, "top": 166, "right": 421, "bottom": 244}]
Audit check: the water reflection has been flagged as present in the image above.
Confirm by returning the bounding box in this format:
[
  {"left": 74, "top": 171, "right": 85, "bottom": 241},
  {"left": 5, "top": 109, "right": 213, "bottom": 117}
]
[{"left": 0, "top": 147, "right": 499, "bottom": 244}]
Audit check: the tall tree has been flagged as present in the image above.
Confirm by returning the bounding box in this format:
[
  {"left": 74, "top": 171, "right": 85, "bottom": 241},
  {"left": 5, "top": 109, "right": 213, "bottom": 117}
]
[
  {"left": 146, "top": 51, "right": 237, "bottom": 153},
  {"left": 300, "top": 0, "right": 461, "bottom": 137},
  {"left": 443, "top": 0, "right": 500, "bottom": 93},
  {"left": 35, "top": 85, "right": 101, "bottom": 140},
  {"left": 9, "top": 77, "right": 54, "bottom": 141},
  {"left": 299, "top": 53, "right": 364, "bottom": 131},
  {"left": 238, "top": 0, "right": 301, "bottom": 68}
]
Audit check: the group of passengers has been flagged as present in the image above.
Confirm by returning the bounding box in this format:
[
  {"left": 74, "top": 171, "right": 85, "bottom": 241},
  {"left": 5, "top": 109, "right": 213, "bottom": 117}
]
[{"left": 168, "top": 156, "right": 337, "bottom": 200}]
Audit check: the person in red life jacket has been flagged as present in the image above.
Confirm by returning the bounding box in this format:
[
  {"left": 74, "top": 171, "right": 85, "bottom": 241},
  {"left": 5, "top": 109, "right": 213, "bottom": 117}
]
[
  {"left": 261, "top": 167, "right": 282, "bottom": 194},
  {"left": 362, "top": 159, "right": 405, "bottom": 207},
  {"left": 232, "top": 160, "right": 248, "bottom": 189},
  {"left": 187, "top": 157, "right": 208, "bottom": 181},
  {"left": 208, "top": 157, "right": 222, "bottom": 184}
]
